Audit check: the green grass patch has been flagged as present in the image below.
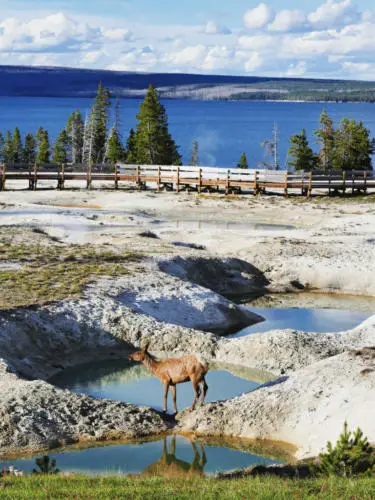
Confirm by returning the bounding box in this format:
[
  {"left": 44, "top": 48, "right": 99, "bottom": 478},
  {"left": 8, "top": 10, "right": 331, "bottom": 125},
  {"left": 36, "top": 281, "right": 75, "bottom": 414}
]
[
  {"left": 0, "top": 475, "right": 375, "bottom": 499},
  {"left": 0, "top": 237, "right": 142, "bottom": 309}
]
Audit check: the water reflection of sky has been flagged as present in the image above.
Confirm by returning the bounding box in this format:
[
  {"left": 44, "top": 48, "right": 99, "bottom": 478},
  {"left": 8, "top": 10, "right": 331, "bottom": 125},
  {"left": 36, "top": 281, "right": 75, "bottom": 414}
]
[
  {"left": 234, "top": 307, "right": 371, "bottom": 338},
  {"left": 2, "top": 435, "right": 281, "bottom": 476},
  {"left": 52, "top": 369, "right": 259, "bottom": 414}
]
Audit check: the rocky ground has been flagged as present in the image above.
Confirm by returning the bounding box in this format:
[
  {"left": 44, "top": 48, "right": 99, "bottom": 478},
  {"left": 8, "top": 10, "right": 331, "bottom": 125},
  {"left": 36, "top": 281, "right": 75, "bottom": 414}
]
[{"left": 0, "top": 186, "right": 375, "bottom": 459}]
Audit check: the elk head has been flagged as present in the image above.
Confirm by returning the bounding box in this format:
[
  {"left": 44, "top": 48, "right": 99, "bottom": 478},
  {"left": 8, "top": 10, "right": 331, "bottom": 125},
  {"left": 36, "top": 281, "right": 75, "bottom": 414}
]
[{"left": 128, "top": 341, "right": 150, "bottom": 362}]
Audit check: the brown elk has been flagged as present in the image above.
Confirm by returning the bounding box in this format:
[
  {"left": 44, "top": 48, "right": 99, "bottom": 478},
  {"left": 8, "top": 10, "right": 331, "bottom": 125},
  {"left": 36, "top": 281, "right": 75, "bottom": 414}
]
[{"left": 128, "top": 342, "right": 209, "bottom": 414}]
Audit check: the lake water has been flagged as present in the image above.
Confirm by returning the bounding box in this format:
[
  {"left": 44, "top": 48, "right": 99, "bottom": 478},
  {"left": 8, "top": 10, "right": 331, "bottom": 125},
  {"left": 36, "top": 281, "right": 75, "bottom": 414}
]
[{"left": 1, "top": 98, "right": 375, "bottom": 168}]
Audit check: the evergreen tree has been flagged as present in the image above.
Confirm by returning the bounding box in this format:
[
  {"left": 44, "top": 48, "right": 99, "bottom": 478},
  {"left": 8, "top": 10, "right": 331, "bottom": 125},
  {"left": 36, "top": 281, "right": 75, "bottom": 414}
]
[
  {"left": 33, "top": 456, "right": 60, "bottom": 475},
  {"left": 333, "top": 118, "right": 374, "bottom": 171},
  {"left": 91, "top": 82, "right": 111, "bottom": 164},
  {"left": 132, "top": 84, "right": 181, "bottom": 165},
  {"left": 314, "top": 109, "right": 335, "bottom": 171},
  {"left": 0, "top": 132, "right": 4, "bottom": 161},
  {"left": 23, "top": 133, "right": 37, "bottom": 164},
  {"left": 106, "top": 127, "right": 124, "bottom": 164},
  {"left": 125, "top": 128, "right": 136, "bottom": 164},
  {"left": 287, "top": 129, "right": 317, "bottom": 171},
  {"left": 13, "top": 127, "right": 23, "bottom": 163},
  {"left": 35, "top": 126, "right": 46, "bottom": 145},
  {"left": 237, "top": 152, "right": 249, "bottom": 169},
  {"left": 317, "top": 422, "right": 375, "bottom": 477},
  {"left": 66, "top": 110, "right": 84, "bottom": 164},
  {"left": 52, "top": 129, "right": 69, "bottom": 163},
  {"left": 3, "top": 131, "right": 15, "bottom": 163},
  {"left": 36, "top": 130, "right": 50, "bottom": 164},
  {"left": 189, "top": 139, "right": 199, "bottom": 166}
]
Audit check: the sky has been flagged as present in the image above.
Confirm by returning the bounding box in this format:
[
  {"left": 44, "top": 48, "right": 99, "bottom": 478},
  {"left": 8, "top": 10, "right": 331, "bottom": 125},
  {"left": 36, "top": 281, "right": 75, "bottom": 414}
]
[{"left": 1, "top": 0, "right": 375, "bottom": 80}]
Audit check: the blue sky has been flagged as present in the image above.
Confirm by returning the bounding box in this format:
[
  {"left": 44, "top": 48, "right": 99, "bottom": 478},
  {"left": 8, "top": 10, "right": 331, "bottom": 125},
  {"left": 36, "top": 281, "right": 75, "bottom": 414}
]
[{"left": 1, "top": 0, "right": 375, "bottom": 80}]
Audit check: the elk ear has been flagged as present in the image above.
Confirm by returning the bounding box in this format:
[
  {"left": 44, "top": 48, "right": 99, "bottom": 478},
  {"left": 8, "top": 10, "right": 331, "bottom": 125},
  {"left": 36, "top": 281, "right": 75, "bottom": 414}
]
[{"left": 142, "top": 341, "right": 150, "bottom": 353}]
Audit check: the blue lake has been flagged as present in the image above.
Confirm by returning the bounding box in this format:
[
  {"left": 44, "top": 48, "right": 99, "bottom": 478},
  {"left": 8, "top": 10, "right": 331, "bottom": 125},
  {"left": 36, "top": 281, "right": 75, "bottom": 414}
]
[{"left": 1, "top": 98, "right": 375, "bottom": 168}]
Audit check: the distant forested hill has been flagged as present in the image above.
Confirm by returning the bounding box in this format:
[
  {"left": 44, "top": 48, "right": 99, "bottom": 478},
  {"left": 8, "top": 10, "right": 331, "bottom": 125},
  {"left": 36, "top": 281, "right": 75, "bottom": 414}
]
[{"left": 1, "top": 65, "right": 375, "bottom": 102}]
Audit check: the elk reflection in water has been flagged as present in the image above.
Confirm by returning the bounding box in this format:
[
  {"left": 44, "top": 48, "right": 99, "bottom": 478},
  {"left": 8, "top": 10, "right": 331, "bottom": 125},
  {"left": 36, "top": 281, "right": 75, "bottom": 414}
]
[{"left": 141, "top": 436, "right": 207, "bottom": 478}]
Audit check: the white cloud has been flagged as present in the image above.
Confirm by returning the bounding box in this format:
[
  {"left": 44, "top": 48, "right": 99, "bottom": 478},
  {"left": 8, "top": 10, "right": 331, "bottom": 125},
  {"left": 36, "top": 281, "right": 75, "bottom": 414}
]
[
  {"left": 1, "top": 2, "right": 375, "bottom": 80},
  {"left": 0, "top": 12, "right": 100, "bottom": 52},
  {"left": 269, "top": 10, "right": 307, "bottom": 32},
  {"left": 244, "top": 3, "right": 274, "bottom": 30},
  {"left": 204, "top": 21, "right": 231, "bottom": 35},
  {"left": 308, "top": 0, "right": 358, "bottom": 29}
]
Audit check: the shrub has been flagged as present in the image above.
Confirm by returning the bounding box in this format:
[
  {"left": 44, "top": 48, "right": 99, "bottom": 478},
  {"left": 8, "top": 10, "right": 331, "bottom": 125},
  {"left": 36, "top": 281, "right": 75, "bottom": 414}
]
[
  {"left": 32, "top": 456, "right": 60, "bottom": 475},
  {"left": 317, "top": 422, "right": 375, "bottom": 477}
]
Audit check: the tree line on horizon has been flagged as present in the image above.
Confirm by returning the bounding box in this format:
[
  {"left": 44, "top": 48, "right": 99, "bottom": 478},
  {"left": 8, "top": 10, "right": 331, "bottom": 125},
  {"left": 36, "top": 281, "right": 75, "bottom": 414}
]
[{"left": 0, "top": 84, "right": 374, "bottom": 172}]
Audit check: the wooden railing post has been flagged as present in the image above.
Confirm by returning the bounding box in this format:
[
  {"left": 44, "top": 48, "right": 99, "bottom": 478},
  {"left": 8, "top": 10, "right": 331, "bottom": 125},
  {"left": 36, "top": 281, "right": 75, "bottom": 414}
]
[
  {"left": 307, "top": 171, "right": 313, "bottom": 199},
  {"left": 253, "top": 170, "right": 258, "bottom": 196},
  {"left": 284, "top": 170, "right": 289, "bottom": 198},
  {"left": 176, "top": 166, "right": 180, "bottom": 193},
  {"left": 33, "top": 163, "right": 38, "bottom": 191},
  {"left": 364, "top": 170, "right": 367, "bottom": 194},
  {"left": 225, "top": 169, "right": 230, "bottom": 195},
  {"left": 198, "top": 168, "right": 202, "bottom": 194},
  {"left": 0, "top": 163, "right": 5, "bottom": 191},
  {"left": 342, "top": 170, "right": 347, "bottom": 194},
  {"left": 157, "top": 166, "right": 161, "bottom": 192},
  {"left": 328, "top": 170, "right": 332, "bottom": 196},
  {"left": 114, "top": 164, "right": 119, "bottom": 190},
  {"left": 136, "top": 165, "right": 140, "bottom": 190}
]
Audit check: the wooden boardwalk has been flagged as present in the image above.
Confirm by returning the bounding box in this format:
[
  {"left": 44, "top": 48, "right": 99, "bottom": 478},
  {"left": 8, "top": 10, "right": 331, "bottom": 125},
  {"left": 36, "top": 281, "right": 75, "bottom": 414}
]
[{"left": 1, "top": 163, "right": 374, "bottom": 198}]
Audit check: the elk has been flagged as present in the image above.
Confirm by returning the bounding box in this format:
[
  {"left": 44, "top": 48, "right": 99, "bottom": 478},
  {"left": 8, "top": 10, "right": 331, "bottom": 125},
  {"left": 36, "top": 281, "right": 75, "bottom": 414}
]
[{"left": 128, "top": 342, "right": 209, "bottom": 414}]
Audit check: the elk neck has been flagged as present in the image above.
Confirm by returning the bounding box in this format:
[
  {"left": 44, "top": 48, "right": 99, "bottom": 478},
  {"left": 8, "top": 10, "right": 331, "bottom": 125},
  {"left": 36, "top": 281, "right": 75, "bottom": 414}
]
[{"left": 142, "top": 353, "right": 159, "bottom": 375}]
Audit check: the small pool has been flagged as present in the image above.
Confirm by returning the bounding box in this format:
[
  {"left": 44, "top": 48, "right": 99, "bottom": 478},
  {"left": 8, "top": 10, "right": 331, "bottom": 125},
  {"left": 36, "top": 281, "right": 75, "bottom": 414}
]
[
  {"left": 233, "top": 293, "right": 374, "bottom": 338},
  {"left": 50, "top": 360, "right": 270, "bottom": 414},
  {"left": 151, "top": 219, "right": 295, "bottom": 232},
  {"left": 0, "top": 435, "right": 284, "bottom": 476}
]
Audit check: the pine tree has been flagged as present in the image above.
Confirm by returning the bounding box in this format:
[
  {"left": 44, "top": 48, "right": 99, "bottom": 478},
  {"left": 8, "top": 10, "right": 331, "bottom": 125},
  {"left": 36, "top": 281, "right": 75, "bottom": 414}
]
[
  {"left": 333, "top": 118, "right": 375, "bottom": 171},
  {"left": 314, "top": 109, "right": 335, "bottom": 171},
  {"left": 13, "top": 127, "right": 23, "bottom": 163},
  {"left": 287, "top": 129, "right": 317, "bottom": 171},
  {"left": 0, "top": 132, "right": 4, "bottom": 162},
  {"left": 237, "top": 152, "right": 249, "bottom": 169},
  {"left": 52, "top": 129, "right": 69, "bottom": 163},
  {"left": 132, "top": 84, "right": 181, "bottom": 165},
  {"left": 91, "top": 82, "right": 111, "bottom": 164},
  {"left": 3, "top": 131, "right": 15, "bottom": 163},
  {"left": 66, "top": 110, "right": 84, "bottom": 164},
  {"left": 35, "top": 127, "right": 46, "bottom": 145},
  {"left": 23, "top": 133, "right": 37, "bottom": 164},
  {"left": 125, "top": 128, "right": 136, "bottom": 164},
  {"left": 36, "top": 130, "right": 50, "bottom": 164},
  {"left": 106, "top": 127, "right": 124, "bottom": 164},
  {"left": 317, "top": 422, "right": 375, "bottom": 477},
  {"left": 32, "top": 456, "right": 60, "bottom": 475},
  {"left": 189, "top": 139, "right": 199, "bottom": 166}
]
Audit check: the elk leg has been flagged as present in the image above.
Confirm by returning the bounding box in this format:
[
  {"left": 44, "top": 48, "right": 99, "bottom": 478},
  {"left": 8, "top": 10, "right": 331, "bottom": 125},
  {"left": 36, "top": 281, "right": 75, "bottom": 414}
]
[
  {"left": 190, "top": 381, "right": 201, "bottom": 411},
  {"left": 163, "top": 383, "right": 169, "bottom": 413},
  {"left": 200, "top": 377, "right": 208, "bottom": 406},
  {"left": 171, "top": 385, "right": 178, "bottom": 415}
]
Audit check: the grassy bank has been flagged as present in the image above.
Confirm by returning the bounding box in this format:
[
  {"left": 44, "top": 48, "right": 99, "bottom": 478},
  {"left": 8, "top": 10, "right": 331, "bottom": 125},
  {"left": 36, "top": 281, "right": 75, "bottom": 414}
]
[{"left": 1, "top": 475, "right": 375, "bottom": 499}]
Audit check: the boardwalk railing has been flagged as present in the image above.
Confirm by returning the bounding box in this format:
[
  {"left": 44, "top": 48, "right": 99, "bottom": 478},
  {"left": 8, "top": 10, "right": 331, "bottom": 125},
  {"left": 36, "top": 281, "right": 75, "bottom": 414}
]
[{"left": 1, "top": 163, "right": 374, "bottom": 198}]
